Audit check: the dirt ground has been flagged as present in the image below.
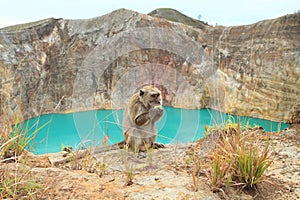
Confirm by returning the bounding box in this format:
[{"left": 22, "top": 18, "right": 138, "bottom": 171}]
[{"left": 1, "top": 126, "right": 299, "bottom": 200}]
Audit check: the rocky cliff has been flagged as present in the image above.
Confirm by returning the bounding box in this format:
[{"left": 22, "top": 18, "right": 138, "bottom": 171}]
[{"left": 0, "top": 8, "right": 299, "bottom": 122}]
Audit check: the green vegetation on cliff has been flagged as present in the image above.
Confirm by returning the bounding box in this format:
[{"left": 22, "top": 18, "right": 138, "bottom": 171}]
[
  {"left": 148, "top": 8, "right": 209, "bottom": 29},
  {"left": 0, "top": 18, "right": 56, "bottom": 32}
]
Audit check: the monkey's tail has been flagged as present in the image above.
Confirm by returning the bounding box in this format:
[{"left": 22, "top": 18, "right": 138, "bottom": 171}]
[{"left": 92, "top": 141, "right": 126, "bottom": 155}]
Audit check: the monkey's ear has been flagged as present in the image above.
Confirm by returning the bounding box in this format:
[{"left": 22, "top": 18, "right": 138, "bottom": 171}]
[{"left": 139, "top": 90, "right": 144, "bottom": 96}]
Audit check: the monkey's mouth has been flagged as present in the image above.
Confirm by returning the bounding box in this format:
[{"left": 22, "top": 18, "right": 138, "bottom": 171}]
[
  {"left": 154, "top": 100, "right": 161, "bottom": 105},
  {"left": 151, "top": 100, "right": 161, "bottom": 107}
]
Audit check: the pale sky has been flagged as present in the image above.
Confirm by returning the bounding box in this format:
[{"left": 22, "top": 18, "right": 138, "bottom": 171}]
[{"left": 0, "top": 0, "right": 299, "bottom": 28}]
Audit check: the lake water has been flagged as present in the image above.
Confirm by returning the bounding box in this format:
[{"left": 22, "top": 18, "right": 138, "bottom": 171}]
[{"left": 26, "top": 107, "right": 289, "bottom": 154}]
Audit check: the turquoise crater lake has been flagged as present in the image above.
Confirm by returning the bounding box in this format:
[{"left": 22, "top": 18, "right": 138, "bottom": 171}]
[{"left": 27, "top": 107, "right": 289, "bottom": 154}]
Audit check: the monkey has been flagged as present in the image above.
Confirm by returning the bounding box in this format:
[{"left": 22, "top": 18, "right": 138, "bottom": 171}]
[
  {"left": 122, "top": 85, "right": 164, "bottom": 152},
  {"left": 92, "top": 85, "right": 164, "bottom": 155}
]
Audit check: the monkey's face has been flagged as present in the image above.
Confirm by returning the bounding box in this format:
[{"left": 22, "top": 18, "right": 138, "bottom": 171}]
[
  {"left": 139, "top": 86, "right": 162, "bottom": 108},
  {"left": 148, "top": 90, "right": 162, "bottom": 107}
]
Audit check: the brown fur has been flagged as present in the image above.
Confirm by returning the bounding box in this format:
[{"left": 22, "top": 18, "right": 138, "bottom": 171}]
[
  {"left": 93, "top": 86, "right": 164, "bottom": 155},
  {"left": 123, "top": 85, "right": 164, "bottom": 152}
]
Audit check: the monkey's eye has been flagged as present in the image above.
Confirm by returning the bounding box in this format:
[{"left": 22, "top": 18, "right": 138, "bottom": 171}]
[{"left": 151, "top": 94, "right": 159, "bottom": 98}]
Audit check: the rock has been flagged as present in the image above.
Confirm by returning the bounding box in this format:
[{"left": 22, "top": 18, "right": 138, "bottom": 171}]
[
  {"left": 46, "top": 150, "right": 87, "bottom": 166},
  {"left": 1, "top": 129, "right": 299, "bottom": 199},
  {"left": 290, "top": 103, "right": 300, "bottom": 125},
  {"left": 46, "top": 151, "right": 69, "bottom": 165},
  {"left": 60, "top": 183, "right": 74, "bottom": 191},
  {"left": 0, "top": 9, "right": 299, "bottom": 122},
  {"left": 21, "top": 151, "right": 52, "bottom": 167}
]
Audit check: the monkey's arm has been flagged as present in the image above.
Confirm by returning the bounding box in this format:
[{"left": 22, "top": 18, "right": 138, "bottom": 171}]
[
  {"left": 129, "top": 102, "right": 151, "bottom": 126},
  {"left": 134, "top": 112, "right": 151, "bottom": 126}
]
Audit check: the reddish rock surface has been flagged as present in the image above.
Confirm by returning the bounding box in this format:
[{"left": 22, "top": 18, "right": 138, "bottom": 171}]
[{"left": 0, "top": 9, "right": 299, "bottom": 122}]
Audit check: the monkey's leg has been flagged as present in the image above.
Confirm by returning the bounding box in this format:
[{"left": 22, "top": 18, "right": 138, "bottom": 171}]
[{"left": 153, "top": 143, "right": 165, "bottom": 149}]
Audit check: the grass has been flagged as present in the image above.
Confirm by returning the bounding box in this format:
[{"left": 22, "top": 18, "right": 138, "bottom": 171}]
[
  {"left": 119, "top": 145, "right": 135, "bottom": 186},
  {"left": 234, "top": 137, "right": 272, "bottom": 188},
  {"left": 0, "top": 163, "right": 46, "bottom": 199},
  {"left": 124, "top": 161, "right": 134, "bottom": 186},
  {"left": 144, "top": 142, "right": 154, "bottom": 162},
  {"left": 206, "top": 151, "right": 233, "bottom": 192},
  {"left": 191, "top": 155, "right": 202, "bottom": 192},
  {"left": 202, "top": 118, "right": 274, "bottom": 193},
  {"left": 97, "top": 161, "right": 111, "bottom": 177},
  {"left": 0, "top": 112, "right": 48, "bottom": 198},
  {"left": 204, "top": 116, "right": 253, "bottom": 137},
  {"left": 69, "top": 149, "right": 83, "bottom": 170},
  {"left": 0, "top": 115, "right": 49, "bottom": 161}
]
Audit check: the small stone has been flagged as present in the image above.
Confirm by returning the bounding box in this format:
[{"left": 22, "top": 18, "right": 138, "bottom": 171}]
[
  {"left": 137, "top": 152, "right": 147, "bottom": 159},
  {"left": 61, "top": 183, "right": 73, "bottom": 191}
]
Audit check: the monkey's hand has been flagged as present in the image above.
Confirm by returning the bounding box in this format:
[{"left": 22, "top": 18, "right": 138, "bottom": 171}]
[
  {"left": 154, "top": 105, "right": 163, "bottom": 110},
  {"left": 134, "top": 112, "right": 151, "bottom": 126},
  {"left": 150, "top": 106, "right": 164, "bottom": 122}
]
